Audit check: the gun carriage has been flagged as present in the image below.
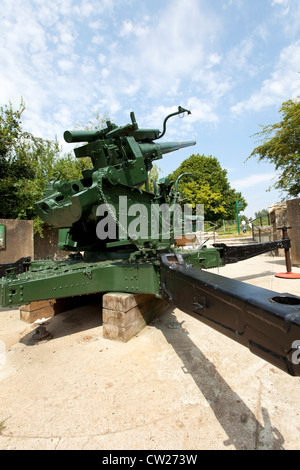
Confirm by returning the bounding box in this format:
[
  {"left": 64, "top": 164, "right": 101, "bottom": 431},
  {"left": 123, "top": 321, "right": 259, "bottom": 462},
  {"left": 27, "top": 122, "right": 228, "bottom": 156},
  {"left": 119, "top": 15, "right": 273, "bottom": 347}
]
[{"left": 1, "top": 107, "right": 300, "bottom": 376}]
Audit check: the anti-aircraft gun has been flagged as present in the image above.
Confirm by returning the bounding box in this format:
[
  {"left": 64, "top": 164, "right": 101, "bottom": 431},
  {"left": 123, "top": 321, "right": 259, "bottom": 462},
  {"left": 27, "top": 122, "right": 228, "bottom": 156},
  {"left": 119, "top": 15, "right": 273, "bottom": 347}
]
[
  {"left": 1, "top": 106, "right": 300, "bottom": 377},
  {"left": 34, "top": 106, "right": 197, "bottom": 255}
]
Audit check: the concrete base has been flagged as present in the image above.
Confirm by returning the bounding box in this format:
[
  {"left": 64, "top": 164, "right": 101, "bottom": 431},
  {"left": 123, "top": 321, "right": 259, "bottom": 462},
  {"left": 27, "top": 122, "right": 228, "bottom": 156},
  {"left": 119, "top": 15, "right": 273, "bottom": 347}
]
[
  {"left": 102, "top": 292, "right": 170, "bottom": 342},
  {"left": 2, "top": 254, "right": 300, "bottom": 450}
]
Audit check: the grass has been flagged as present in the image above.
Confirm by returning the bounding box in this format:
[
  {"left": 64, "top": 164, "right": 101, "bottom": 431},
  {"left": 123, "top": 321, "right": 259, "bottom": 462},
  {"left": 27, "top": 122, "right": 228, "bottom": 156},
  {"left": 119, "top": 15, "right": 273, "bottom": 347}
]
[
  {"left": 216, "top": 231, "right": 252, "bottom": 239},
  {"left": 199, "top": 228, "right": 253, "bottom": 239}
]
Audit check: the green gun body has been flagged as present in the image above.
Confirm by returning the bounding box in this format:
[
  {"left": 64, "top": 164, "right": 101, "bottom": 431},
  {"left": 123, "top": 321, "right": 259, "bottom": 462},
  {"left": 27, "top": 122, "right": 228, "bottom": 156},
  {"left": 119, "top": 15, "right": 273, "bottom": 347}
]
[{"left": 35, "top": 110, "right": 196, "bottom": 253}]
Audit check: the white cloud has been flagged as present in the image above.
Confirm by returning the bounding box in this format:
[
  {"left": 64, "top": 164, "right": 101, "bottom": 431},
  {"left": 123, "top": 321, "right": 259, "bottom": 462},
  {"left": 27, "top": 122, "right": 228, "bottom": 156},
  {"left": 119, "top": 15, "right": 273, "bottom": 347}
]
[
  {"left": 119, "top": 17, "right": 151, "bottom": 38},
  {"left": 97, "top": 53, "right": 107, "bottom": 65},
  {"left": 92, "top": 34, "right": 105, "bottom": 45},
  {"left": 0, "top": 0, "right": 299, "bottom": 156},
  {"left": 0, "top": 0, "right": 225, "bottom": 139},
  {"left": 227, "top": 39, "right": 254, "bottom": 70},
  {"left": 58, "top": 58, "right": 76, "bottom": 73},
  {"left": 0, "top": 0, "right": 106, "bottom": 137},
  {"left": 89, "top": 20, "right": 104, "bottom": 30},
  {"left": 138, "top": 98, "right": 219, "bottom": 142},
  {"left": 231, "top": 172, "right": 276, "bottom": 190},
  {"left": 114, "top": 0, "right": 220, "bottom": 97},
  {"left": 271, "top": 0, "right": 290, "bottom": 15},
  {"left": 53, "top": 105, "right": 73, "bottom": 127},
  {"left": 222, "top": 0, "right": 245, "bottom": 8},
  {"left": 271, "top": 0, "right": 289, "bottom": 6},
  {"left": 119, "top": 20, "right": 135, "bottom": 37},
  {"left": 73, "top": 0, "right": 99, "bottom": 18},
  {"left": 185, "top": 97, "right": 219, "bottom": 125},
  {"left": 2, "top": 0, "right": 300, "bottom": 220},
  {"left": 230, "top": 41, "right": 300, "bottom": 115}
]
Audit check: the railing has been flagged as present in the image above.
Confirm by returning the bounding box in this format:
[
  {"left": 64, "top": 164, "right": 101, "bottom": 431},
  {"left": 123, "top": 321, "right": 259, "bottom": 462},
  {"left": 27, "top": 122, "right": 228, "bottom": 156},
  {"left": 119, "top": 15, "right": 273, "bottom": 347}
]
[
  {"left": 203, "top": 221, "right": 218, "bottom": 233},
  {"left": 201, "top": 221, "right": 218, "bottom": 244},
  {"left": 252, "top": 214, "right": 270, "bottom": 226},
  {"left": 251, "top": 216, "right": 271, "bottom": 243},
  {"left": 177, "top": 221, "right": 218, "bottom": 247}
]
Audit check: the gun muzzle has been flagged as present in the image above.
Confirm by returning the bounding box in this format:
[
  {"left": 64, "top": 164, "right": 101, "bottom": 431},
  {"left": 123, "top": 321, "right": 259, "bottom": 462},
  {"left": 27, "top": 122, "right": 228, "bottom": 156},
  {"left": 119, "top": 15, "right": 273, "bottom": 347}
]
[
  {"left": 158, "top": 141, "right": 196, "bottom": 154},
  {"left": 138, "top": 140, "right": 196, "bottom": 162}
]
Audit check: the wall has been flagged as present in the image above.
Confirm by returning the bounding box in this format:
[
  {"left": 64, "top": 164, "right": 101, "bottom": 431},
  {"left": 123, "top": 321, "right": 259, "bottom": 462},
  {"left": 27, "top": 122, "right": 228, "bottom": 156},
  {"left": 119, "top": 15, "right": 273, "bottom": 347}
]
[
  {"left": 287, "top": 198, "right": 300, "bottom": 267},
  {"left": 269, "top": 199, "right": 300, "bottom": 267},
  {"left": 34, "top": 227, "right": 69, "bottom": 260},
  {"left": 269, "top": 203, "right": 288, "bottom": 257},
  {"left": 0, "top": 219, "right": 34, "bottom": 263}
]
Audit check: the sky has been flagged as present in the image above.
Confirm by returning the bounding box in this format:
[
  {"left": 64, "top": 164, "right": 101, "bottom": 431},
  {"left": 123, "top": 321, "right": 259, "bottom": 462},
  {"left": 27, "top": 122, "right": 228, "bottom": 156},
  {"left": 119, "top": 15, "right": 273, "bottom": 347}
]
[{"left": 1, "top": 0, "right": 300, "bottom": 219}]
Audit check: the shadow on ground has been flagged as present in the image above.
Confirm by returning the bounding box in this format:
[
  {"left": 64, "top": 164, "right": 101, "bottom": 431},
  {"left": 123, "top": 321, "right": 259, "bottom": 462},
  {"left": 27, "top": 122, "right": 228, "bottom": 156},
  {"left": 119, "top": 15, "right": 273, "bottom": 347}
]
[
  {"left": 18, "top": 294, "right": 285, "bottom": 450},
  {"left": 157, "top": 313, "right": 285, "bottom": 450},
  {"left": 234, "top": 270, "right": 276, "bottom": 282},
  {"left": 20, "top": 294, "right": 102, "bottom": 346}
]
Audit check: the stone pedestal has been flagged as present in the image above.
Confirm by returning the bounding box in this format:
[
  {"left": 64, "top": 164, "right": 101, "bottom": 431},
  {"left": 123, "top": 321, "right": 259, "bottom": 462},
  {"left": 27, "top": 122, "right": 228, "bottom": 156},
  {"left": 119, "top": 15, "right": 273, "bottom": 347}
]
[
  {"left": 287, "top": 198, "right": 300, "bottom": 267},
  {"left": 269, "top": 203, "right": 288, "bottom": 256}
]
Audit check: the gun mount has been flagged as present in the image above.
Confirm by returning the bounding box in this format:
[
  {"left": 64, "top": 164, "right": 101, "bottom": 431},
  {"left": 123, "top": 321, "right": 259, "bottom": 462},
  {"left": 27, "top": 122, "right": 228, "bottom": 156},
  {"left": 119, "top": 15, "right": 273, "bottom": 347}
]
[
  {"left": 1, "top": 106, "right": 300, "bottom": 377},
  {"left": 34, "top": 107, "right": 196, "bottom": 253}
]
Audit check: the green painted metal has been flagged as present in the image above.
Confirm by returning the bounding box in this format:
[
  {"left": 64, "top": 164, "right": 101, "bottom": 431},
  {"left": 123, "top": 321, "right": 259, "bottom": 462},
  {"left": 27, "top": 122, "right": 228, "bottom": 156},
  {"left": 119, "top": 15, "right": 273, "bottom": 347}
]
[
  {"left": 0, "top": 106, "right": 205, "bottom": 307},
  {"left": 34, "top": 108, "right": 197, "bottom": 255},
  {"left": 0, "top": 106, "right": 293, "bottom": 311},
  {"left": 0, "top": 247, "right": 223, "bottom": 308},
  {"left": 0, "top": 257, "right": 162, "bottom": 307},
  {"left": 2, "top": 107, "right": 300, "bottom": 378}
]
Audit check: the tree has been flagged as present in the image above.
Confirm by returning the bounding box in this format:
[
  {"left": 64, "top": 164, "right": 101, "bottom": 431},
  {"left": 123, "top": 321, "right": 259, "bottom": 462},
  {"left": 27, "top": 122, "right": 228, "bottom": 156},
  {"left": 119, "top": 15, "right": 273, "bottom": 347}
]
[
  {"left": 0, "top": 100, "right": 92, "bottom": 233},
  {"left": 254, "top": 208, "right": 269, "bottom": 219},
  {"left": 0, "top": 99, "right": 35, "bottom": 220},
  {"left": 168, "top": 154, "right": 247, "bottom": 222},
  {"left": 139, "top": 164, "right": 161, "bottom": 193},
  {"left": 0, "top": 98, "right": 25, "bottom": 160},
  {"left": 248, "top": 97, "right": 300, "bottom": 197}
]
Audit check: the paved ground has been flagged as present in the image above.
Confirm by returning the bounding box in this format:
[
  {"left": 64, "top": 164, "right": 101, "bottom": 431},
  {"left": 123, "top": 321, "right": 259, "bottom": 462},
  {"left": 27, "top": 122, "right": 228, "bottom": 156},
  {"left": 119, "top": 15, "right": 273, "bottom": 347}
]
[{"left": 0, "top": 253, "right": 300, "bottom": 450}]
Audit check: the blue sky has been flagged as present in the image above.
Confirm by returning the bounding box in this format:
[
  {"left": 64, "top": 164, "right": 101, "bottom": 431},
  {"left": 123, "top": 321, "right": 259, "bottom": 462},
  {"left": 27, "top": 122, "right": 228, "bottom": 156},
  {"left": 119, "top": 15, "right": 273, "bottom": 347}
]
[{"left": 1, "top": 0, "right": 300, "bottom": 218}]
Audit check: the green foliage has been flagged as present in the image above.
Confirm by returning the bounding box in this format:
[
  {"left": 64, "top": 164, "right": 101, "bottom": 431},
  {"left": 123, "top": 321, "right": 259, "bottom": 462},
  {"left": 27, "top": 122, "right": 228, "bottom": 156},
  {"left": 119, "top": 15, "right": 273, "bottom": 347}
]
[
  {"left": 0, "top": 100, "right": 92, "bottom": 234},
  {"left": 75, "top": 110, "right": 110, "bottom": 131},
  {"left": 0, "top": 98, "right": 25, "bottom": 159},
  {"left": 0, "top": 100, "right": 34, "bottom": 220},
  {"left": 248, "top": 97, "right": 300, "bottom": 197},
  {"left": 168, "top": 154, "right": 247, "bottom": 222},
  {"left": 254, "top": 208, "right": 269, "bottom": 219},
  {"left": 140, "top": 164, "right": 161, "bottom": 193}
]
